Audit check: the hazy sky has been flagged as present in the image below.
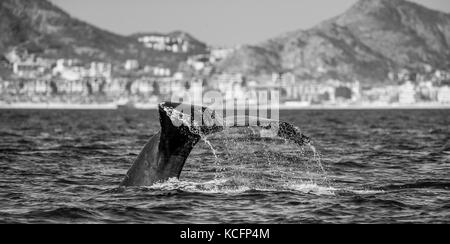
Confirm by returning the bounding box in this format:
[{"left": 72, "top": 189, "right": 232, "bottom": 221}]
[{"left": 49, "top": 0, "right": 450, "bottom": 46}]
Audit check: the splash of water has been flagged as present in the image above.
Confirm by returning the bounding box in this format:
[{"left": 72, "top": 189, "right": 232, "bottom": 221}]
[
  {"left": 161, "top": 104, "right": 329, "bottom": 187},
  {"left": 202, "top": 137, "right": 218, "bottom": 160},
  {"left": 201, "top": 135, "right": 225, "bottom": 181},
  {"left": 306, "top": 143, "right": 330, "bottom": 185},
  {"left": 144, "top": 177, "right": 352, "bottom": 196}
]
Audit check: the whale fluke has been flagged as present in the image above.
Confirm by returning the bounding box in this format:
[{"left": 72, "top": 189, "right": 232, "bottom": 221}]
[
  {"left": 121, "top": 102, "right": 222, "bottom": 186},
  {"left": 121, "top": 102, "right": 311, "bottom": 187}
]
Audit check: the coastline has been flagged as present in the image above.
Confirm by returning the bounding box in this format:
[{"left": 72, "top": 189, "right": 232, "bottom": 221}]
[
  {"left": 0, "top": 103, "right": 120, "bottom": 110},
  {"left": 278, "top": 103, "right": 450, "bottom": 110},
  {"left": 1, "top": 102, "right": 450, "bottom": 110}
]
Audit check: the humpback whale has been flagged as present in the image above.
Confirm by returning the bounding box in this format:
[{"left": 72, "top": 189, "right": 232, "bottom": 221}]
[{"left": 121, "top": 102, "right": 311, "bottom": 187}]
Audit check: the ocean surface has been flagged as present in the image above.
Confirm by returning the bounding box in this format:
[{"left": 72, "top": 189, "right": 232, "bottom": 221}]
[{"left": 0, "top": 109, "right": 449, "bottom": 224}]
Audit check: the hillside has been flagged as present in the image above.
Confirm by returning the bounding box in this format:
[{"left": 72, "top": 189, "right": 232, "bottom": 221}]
[
  {"left": 217, "top": 0, "right": 450, "bottom": 83},
  {"left": 0, "top": 0, "right": 208, "bottom": 69}
]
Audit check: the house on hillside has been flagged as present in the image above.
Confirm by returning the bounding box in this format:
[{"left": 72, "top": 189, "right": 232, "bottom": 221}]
[
  {"left": 124, "top": 60, "right": 139, "bottom": 71},
  {"left": 137, "top": 35, "right": 189, "bottom": 53},
  {"left": 52, "top": 59, "right": 112, "bottom": 82},
  {"left": 12, "top": 59, "right": 50, "bottom": 79}
]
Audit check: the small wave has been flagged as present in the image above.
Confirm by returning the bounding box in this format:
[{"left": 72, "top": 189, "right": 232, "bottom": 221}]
[
  {"left": 0, "top": 148, "right": 21, "bottom": 153},
  {"left": 0, "top": 131, "right": 22, "bottom": 137},
  {"left": 75, "top": 144, "right": 114, "bottom": 150},
  {"left": 26, "top": 207, "right": 99, "bottom": 220},
  {"left": 333, "top": 160, "right": 368, "bottom": 168},
  {"left": 283, "top": 182, "right": 336, "bottom": 196},
  {"left": 117, "top": 177, "right": 386, "bottom": 197},
  {"left": 145, "top": 178, "right": 340, "bottom": 196},
  {"left": 349, "top": 197, "right": 411, "bottom": 209},
  {"left": 54, "top": 178, "right": 82, "bottom": 185},
  {"left": 283, "top": 182, "right": 385, "bottom": 196},
  {"left": 146, "top": 178, "right": 252, "bottom": 194},
  {"left": 348, "top": 189, "right": 385, "bottom": 195},
  {"left": 381, "top": 180, "right": 450, "bottom": 191},
  {"left": 441, "top": 144, "right": 450, "bottom": 153}
]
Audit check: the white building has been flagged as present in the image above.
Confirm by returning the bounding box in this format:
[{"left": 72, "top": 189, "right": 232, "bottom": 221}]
[
  {"left": 293, "top": 81, "right": 335, "bottom": 103},
  {"left": 20, "top": 80, "right": 50, "bottom": 95},
  {"left": 124, "top": 60, "right": 139, "bottom": 71},
  {"left": 53, "top": 59, "right": 85, "bottom": 81},
  {"left": 34, "top": 80, "right": 49, "bottom": 94},
  {"left": 11, "top": 55, "right": 53, "bottom": 78},
  {"left": 398, "top": 81, "right": 417, "bottom": 104},
  {"left": 272, "top": 72, "right": 298, "bottom": 99},
  {"left": 13, "top": 61, "right": 46, "bottom": 78},
  {"left": 153, "top": 67, "right": 171, "bottom": 77},
  {"left": 89, "top": 62, "right": 112, "bottom": 80},
  {"left": 130, "top": 79, "right": 154, "bottom": 95},
  {"left": 105, "top": 79, "right": 128, "bottom": 95},
  {"left": 53, "top": 59, "right": 112, "bottom": 82},
  {"left": 437, "top": 86, "right": 450, "bottom": 103},
  {"left": 56, "top": 80, "right": 86, "bottom": 94},
  {"left": 173, "top": 72, "right": 184, "bottom": 81},
  {"left": 137, "top": 35, "right": 189, "bottom": 53}
]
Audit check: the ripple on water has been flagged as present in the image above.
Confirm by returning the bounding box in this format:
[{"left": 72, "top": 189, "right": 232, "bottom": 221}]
[{"left": 0, "top": 109, "right": 449, "bottom": 223}]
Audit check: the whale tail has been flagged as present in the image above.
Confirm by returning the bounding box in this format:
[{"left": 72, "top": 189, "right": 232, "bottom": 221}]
[
  {"left": 121, "top": 102, "right": 222, "bottom": 186},
  {"left": 121, "top": 102, "right": 311, "bottom": 187}
]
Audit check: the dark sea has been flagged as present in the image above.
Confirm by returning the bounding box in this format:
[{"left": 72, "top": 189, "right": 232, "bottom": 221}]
[{"left": 0, "top": 109, "right": 449, "bottom": 224}]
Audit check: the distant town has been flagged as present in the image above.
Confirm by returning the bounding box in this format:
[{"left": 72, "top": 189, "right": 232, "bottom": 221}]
[{"left": 0, "top": 33, "right": 449, "bottom": 109}]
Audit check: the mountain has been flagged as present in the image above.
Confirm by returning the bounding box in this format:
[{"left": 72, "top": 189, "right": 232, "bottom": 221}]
[
  {"left": 217, "top": 0, "right": 450, "bottom": 83},
  {"left": 0, "top": 0, "right": 208, "bottom": 69}
]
